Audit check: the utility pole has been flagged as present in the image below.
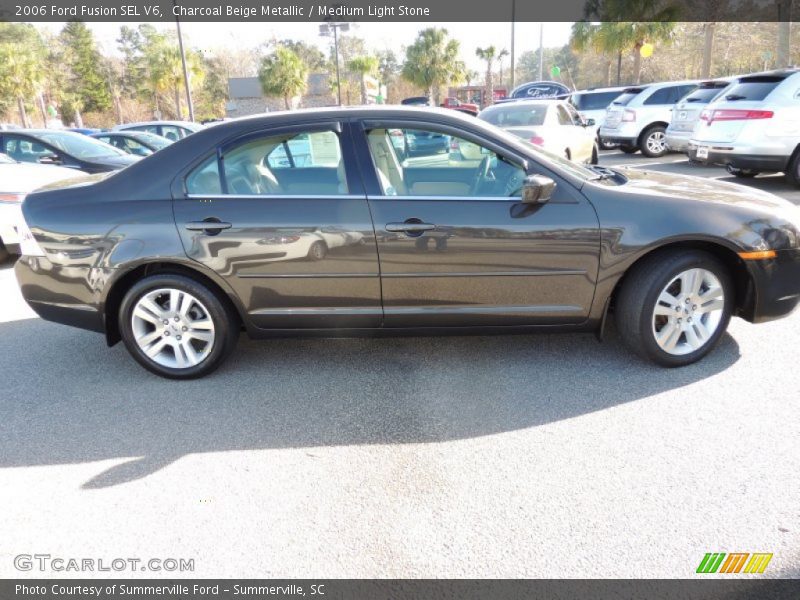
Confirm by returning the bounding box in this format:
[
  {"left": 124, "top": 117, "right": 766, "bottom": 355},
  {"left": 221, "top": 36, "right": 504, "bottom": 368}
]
[
  {"left": 320, "top": 21, "right": 350, "bottom": 106},
  {"left": 173, "top": 0, "right": 195, "bottom": 121},
  {"left": 538, "top": 23, "right": 544, "bottom": 81},
  {"left": 509, "top": 0, "right": 515, "bottom": 90}
]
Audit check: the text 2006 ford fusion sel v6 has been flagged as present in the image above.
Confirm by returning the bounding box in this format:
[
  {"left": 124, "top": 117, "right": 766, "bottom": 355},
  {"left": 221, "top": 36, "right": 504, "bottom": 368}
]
[{"left": 15, "top": 107, "right": 800, "bottom": 378}]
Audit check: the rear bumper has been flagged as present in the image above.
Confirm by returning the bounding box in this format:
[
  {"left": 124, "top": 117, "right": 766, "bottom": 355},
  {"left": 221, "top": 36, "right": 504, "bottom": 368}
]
[
  {"left": 687, "top": 144, "right": 789, "bottom": 171},
  {"left": 664, "top": 130, "right": 691, "bottom": 152},
  {"left": 14, "top": 256, "right": 106, "bottom": 333},
  {"left": 743, "top": 248, "right": 800, "bottom": 323}
]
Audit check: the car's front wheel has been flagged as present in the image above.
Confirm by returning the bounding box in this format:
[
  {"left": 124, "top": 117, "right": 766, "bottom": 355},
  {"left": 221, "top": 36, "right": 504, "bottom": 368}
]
[
  {"left": 615, "top": 250, "right": 733, "bottom": 367},
  {"left": 727, "top": 165, "right": 759, "bottom": 178},
  {"left": 119, "top": 274, "right": 238, "bottom": 379},
  {"left": 619, "top": 144, "right": 638, "bottom": 154}
]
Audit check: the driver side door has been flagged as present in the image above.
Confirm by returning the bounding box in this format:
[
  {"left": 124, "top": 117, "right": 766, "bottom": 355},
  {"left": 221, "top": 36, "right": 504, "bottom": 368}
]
[{"left": 353, "top": 119, "right": 601, "bottom": 328}]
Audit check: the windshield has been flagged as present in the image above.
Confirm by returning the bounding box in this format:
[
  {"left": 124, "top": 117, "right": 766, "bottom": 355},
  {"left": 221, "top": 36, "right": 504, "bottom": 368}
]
[
  {"left": 134, "top": 132, "right": 173, "bottom": 149},
  {"left": 681, "top": 84, "right": 730, "bottom": 104},
  {"left": 33, "top": 131, "right": 127, "bottom": 159},
  {"left": 722, "top": 78, "right": 783, "bottom": 101},
  {"left": 480, "top": 104, "right": 548, "bottom": 127},
  {"left": 571, "top": 91, "right": 623, "bottom": 111}
]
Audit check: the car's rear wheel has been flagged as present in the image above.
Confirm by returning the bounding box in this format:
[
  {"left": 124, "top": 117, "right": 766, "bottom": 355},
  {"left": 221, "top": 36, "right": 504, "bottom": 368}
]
[
  {"left": 615, "top": 250, "right": 733, "bottom": 367},
  {"left": 0, "top": 239, "right": 9, "bottom": 263},
  {"left": 785, "top": 151, "right": 800, "bottom": 186},
  {"left": 307, "top": 240, "right": 327, "bottom": 261},
  {"left": 640, "top": 125, "right": 668, "bottom": 158},
  {"left": 620, "top": 144, "right": 638, "bottom": 154},
  {"left": 598, "top": 137, "right": 617, "bottom": 151},
  {"left": 119, "top": 274, "right": 238, "bottom": 379},
  {"left": 590, "top": 144, "right": 599, "bottom": 165}
]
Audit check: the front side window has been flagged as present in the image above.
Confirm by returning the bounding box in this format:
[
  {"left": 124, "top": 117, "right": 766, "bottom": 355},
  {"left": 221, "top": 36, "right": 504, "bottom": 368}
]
[
  {"left": 4, "top": 136, "right": 59, "bottom": 163},
  {"left": 184, "top": 129, "right": 348, "bottom": 196},
  {"left": 365, "top": 127, "right": 526, "bottom": 198}
]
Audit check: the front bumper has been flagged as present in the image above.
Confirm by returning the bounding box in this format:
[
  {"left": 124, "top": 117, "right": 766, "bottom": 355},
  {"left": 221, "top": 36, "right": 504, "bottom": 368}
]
[
  {"left": 14, "top": 256, "right": 106, "bottom": 333},
  {"left": 743, "top": 248, "right": 800, "bottom": 323},
  {"left": 687, "top": 143, "right": 789, "bottom": 172}
]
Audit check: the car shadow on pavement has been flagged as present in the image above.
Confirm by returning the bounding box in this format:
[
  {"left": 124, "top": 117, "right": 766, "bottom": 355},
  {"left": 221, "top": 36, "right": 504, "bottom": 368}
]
[{"left": 0, "top": 317, "right": 740, "bottom": 489}]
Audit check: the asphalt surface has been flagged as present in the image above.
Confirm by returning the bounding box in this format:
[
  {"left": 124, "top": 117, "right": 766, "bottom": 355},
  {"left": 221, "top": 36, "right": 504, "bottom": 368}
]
[{"left": 1, "top": 150, "right": 798, "bottom": 579}]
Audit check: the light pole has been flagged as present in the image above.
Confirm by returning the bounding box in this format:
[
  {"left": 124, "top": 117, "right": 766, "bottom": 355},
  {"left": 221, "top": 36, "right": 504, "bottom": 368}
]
[
  {"left": 173, "top": 0, "right": 195, "bottom": 121},
  {"left": 319, "top": 21, "right": 349, "bottom": 106},
  {"left": 509, "top": 0, "right": 515, "bottom": 90},
  {"left": 538, "top": 23, "right": 544, "bottom": 81}
]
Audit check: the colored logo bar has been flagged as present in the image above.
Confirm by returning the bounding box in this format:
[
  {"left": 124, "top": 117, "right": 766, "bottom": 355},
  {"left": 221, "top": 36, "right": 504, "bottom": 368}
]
[{"left": 696, "top": 553, "right": 773, "bottom": 574}]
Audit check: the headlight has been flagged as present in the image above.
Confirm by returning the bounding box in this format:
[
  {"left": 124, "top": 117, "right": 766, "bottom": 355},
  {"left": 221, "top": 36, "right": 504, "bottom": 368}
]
[{"left": 16, "top": 213, "right": 45, "bottom": 257}]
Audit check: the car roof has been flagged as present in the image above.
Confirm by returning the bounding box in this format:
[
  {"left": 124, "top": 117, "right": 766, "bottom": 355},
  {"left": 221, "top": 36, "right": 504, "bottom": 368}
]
[
  {"left": 114, "top": 120, "right": 202, "bottom": 130},
  {"left": 573, "top": 86, "right": 628, "bottom": 94},
  {"left": 481, "top": 99, "right": 560, "bottom": 109}
]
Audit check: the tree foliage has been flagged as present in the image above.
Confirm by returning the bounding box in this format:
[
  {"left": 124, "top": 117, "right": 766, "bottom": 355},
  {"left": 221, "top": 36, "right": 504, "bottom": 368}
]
[
  {"left": 259, "top": 46, "right": 308, "bottom": 110},
  {"left": 402, "top": 28, "right": 465, "bottom": 105}
]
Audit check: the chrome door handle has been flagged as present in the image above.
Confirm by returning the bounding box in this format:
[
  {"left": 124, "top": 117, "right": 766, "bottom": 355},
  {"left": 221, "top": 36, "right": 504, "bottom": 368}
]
[
  {"left": 185, "top": 220, "right": 232, "bottom": 234},
  {"left": 385, "top": 222, "right": 436, "bottom": 233}
]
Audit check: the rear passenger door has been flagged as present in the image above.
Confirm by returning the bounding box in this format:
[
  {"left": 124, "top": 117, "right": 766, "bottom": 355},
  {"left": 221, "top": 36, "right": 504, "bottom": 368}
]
[{"left": 171, "top": 121, "right": 382, "bottom": 330}]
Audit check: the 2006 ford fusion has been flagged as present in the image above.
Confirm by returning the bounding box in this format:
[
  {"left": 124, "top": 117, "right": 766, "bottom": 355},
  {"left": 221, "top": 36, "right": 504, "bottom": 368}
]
[{"left": 15, "top": 107, "right": 800, "bottom": 378}]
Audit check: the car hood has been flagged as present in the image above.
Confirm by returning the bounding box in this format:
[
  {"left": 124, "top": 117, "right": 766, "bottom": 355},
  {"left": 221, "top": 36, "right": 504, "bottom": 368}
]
[{"left": 614, "top": 167, "right": 798, "bottom": 215}]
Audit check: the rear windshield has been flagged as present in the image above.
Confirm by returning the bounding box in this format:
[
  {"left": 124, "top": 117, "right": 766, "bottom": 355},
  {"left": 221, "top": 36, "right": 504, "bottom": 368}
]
[
  {"left": 571, "top": 91, "right": 623, "bottom": 111},
  {"left": 681, "top": 84, "right": 729, "bottom": 103},
  {"left": 611, "top": 88, "right": 644, "bottom": 106},
  {"left": 480, "top": 104, "right": 547, "bottom": 127},
  {"left": 722, "top": 78, "right": 784, "bottom": 101}
]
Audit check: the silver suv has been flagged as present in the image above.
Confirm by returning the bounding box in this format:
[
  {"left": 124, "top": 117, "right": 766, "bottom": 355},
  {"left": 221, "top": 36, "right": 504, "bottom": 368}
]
[
  {"left": 688, "top": 69, "right": 800, "bottom": 183},
  {"left": 665, "top": 78, "right": 737, "bottom": 152},
  {"left": 599, "top": 80, "right": 699, "bottom": 157}
]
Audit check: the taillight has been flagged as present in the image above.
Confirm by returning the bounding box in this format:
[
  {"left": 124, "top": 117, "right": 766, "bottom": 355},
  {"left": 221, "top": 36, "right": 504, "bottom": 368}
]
[
  {"left": 0, "top": 193, "right": 24, "bottom": 203},
  {"left": 622, "top": 109, "right": 636, "bottom": 122},
  {"left": 704, "top": 109, "right": 774, "bottom": 124},
  {"left": 530, "top": 136, "right": 545, "bottom": 146}
]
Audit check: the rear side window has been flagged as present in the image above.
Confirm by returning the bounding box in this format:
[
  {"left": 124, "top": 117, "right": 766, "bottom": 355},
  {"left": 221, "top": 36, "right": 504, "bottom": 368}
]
[
  {"left": 612, "top": 89, "right": 644, "bottom": 106},
  {"left": 571, "top": 91, "right": 622, "bottom": 111},
  {"left": 722, "top": 78, "right": 784, "bottom": 101},
  {"left": 481, "top": 105, "right": 548, "bottom": 126},
  {"left": 643, "top": 85, "right": 693, "bottom": 105},
  {"left": 681, "top": 84, "right": 729, "bottom": 103}
]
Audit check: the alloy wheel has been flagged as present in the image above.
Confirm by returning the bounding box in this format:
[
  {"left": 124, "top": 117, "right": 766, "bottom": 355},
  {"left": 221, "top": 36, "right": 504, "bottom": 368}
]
[
  {"left": 651, "top": 268, "right": 725, "bottom": 356},
  {"left": 646, "top": 131, "right": 666, "bottom": 155},
  {"left": 130, "top": 288, "right": 216, "bottom": 369}
]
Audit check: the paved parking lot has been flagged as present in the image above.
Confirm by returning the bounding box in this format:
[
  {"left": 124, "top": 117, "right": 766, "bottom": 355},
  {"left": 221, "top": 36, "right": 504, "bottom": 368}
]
[{"left": 1, "top": 151, "right": 798, "bottom": 578}]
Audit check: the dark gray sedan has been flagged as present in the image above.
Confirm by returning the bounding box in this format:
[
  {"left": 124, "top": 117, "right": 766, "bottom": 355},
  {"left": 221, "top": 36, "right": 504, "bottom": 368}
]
[{"left": 14, "top": 107, "right": 800, "bottom": 378}]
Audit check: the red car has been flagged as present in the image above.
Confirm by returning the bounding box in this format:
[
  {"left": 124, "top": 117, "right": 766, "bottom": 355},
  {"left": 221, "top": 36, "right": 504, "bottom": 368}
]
[{"left": 440, "top": 97, "right": 479, "bottom": 116}]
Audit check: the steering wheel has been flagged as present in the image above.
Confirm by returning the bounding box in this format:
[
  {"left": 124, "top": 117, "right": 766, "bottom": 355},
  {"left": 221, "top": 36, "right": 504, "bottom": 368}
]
[{"left": 470, "top": 155, "right": 492, "bottom": 195}]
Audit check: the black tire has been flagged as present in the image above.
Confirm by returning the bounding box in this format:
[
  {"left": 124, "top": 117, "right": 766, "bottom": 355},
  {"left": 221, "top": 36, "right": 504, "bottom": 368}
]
[
  {"left": 786, "top": 151, "right": 800, "bottom": 186},
  {"left": 0, "top": 239, "right": 9, "bottom": 263},
  {"left": 590, "top": 143, "right": 599, "bottom": 165},
  {"left": 614, "top": 250, "right": 734, "bottom": 367},
  {"left": 620, "top": 144, "right": 638, "bottom": 154},
  {"left": 307, "top": 240, "right": 327, "bottom": 261},
  {"left": 727, "top": 165, "right": 759, "bottom": 179},
  {"left": 119, "top": 274, "right": 238, "bottom": 379},
  {"left": 640, "top": 125, "right": 668, "bottom": 158}
]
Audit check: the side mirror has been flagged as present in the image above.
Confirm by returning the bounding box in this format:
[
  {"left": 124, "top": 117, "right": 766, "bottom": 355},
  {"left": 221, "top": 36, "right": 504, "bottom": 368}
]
[
  {"left": 38, "top": 154, "right": 62, "bottom": 165},
  {"left": 522, "top": 174, "right": 556, "bottom": 204},
  {"left": 584, "top": 118, "right": 596, "bottom": 127}
]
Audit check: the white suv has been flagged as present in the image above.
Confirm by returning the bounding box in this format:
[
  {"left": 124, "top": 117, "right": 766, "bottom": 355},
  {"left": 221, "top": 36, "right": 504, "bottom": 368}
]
[
  {"left": 599, "top": 80, "right": 699, "bottom": 157},
  {"left": 568, "top": 86, "right": 627, "bottom": 149},
  {"left": 688, "top": 69, "right": 800, "bottom": 183}
]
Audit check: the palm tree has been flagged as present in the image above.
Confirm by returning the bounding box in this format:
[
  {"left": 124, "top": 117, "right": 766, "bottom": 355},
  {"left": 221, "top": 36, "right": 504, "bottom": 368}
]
[
  {"left": 626, "top": 22, "right": 676, "bottom": 83},
  {"left": 401, "top": 28, "right": 464, "bottom": 105},
  {"left": 346, "top": 55, "right": 379, "bottom": 104},
  {"left": 259, "top": 47, "right": 308, "bottom": 110},
  {"left": 475, "top": 46, "right": 508, "bottom": 107},
  {"left": 0, "top": 43, "right": 42, "bottom": 126},
  {"left": 147, "top": 43, "right": 204, "bottom": 119}
]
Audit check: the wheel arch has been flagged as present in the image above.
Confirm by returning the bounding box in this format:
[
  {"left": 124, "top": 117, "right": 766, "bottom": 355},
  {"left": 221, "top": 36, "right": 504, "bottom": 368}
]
[
  {"left": 637, "top": 121, "right": 669, "bottom": 147},
  {"left": 607, "top": 239, "right": 755, "bottom": 320},
  {"left": 103, "top": 260, "right": 245, "bottom": 346}
]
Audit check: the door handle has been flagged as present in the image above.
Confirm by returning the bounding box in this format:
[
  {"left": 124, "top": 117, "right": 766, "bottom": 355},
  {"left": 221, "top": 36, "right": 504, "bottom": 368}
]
[
  {"left": 185, "top": 219, "right": 232, "bottom": 235},
  {"left": 385, "top": 222, "right": 436, "bottom": 233}
]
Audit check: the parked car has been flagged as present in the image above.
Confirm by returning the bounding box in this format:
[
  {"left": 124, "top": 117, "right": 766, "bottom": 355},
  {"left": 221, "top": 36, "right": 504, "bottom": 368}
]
[
  {"left": 113, "top": 120, "right": 203, "bottom": 141},
  {"left": 15, "top": 106, "right": 800, "bottom": 378},
  {"left": 0, "top": 130, "right": 139, "bottom": 173},
  {"left": 687, "top": 69, "right": 800, "bottom": 182},
  {"left": 90, "top": 131, "right": 174, "bottom": 157},
  {"left": 568, "top": 86, "right": 627, "bottom": 149},
  {"left": 440, "top": 97, "right": 479, "bottom": 115},
  {"left": 400, "top": 96, "right": 430, "bottom": 106},
  {"left": 599, "top": 80, "right": 699, "bottom": 157},
  {"left": 479, "top": 99, "right": 598, "bottom": 164},
  {"left": 0, "top": 153, "right": 84, "bottom": 261},
  {"left": 67, "top": 128, "right": 102, "bottom": 136},
  {"left": 665, "top": 78, "right": 738, "bottom": 153}
]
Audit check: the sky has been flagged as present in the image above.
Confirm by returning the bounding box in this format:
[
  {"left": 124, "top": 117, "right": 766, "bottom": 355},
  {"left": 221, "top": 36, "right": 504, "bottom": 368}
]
[{"left": 36, "top": 21, "right": 574, "bottom": 73}]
